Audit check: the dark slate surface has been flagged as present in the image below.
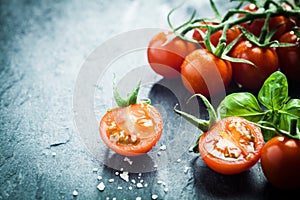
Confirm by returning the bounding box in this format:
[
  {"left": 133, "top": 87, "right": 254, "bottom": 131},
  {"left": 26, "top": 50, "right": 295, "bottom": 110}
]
[{"left": 1, "top": 0, "right": 299, "bottom": 199}]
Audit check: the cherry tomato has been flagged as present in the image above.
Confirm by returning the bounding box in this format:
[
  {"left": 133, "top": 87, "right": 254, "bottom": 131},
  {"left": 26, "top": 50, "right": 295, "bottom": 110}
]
[
  {"left": 239, "top": 4, "right": 287, "bottom": 40},
  {"left": 230, "top": 40, "right": 279, "bottom": 90},
  {"left": 199, "top": 117, "right": 264, "bottom": 175},
  {"left": 99, "top": 103, "right": 163, "bottom": 156},
  {"left": 147, "top": 31, "right": 197, "bottom": 78},
  {"left": 180, "top": 49, "right": 232, "bottom": 97},
  {"left": 277, "top": 31, "right": 300, "bottom": 82},
  {"left": 260, "top": 136, "right": 300, "bottom": 190},
  {"left": 193, "top": 23, "right": 241, "bottom": 47}
]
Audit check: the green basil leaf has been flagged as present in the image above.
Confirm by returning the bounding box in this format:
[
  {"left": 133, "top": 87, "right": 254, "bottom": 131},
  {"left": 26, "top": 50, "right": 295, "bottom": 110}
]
[
  {"left": 258, "top": 71, "right": 288, "bottom": 110},
  {"left": 217, "top": 92, "right": 265, "bottom": 122},
  {"left": 282, "top": 98, "right": 300, "bottom": 117}
]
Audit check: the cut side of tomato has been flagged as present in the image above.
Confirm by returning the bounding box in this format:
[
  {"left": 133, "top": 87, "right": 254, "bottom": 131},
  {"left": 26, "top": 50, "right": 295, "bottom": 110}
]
[
  {"left": 199, "top": 117, "right": 264, "bottom": 175},
  {"left": 99, "top": 103, "right": 163, "bottom": 156}
]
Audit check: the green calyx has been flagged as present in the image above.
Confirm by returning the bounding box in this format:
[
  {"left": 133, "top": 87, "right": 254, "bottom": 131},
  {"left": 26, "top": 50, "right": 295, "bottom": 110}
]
[{"left": 113, "top": 80, "right": 150, "bottom": 108}]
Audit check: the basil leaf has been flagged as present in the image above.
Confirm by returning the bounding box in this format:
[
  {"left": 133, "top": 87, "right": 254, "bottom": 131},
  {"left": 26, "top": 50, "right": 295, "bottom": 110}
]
[
  {"left": 258, "top": 71, "right": 288, "bottom": 110},
  {"left": 217, "top": 92, "right": 265, "bottom": 122},
  {"left": 282, "top": 99, "right": 300, "bottom": 117}
]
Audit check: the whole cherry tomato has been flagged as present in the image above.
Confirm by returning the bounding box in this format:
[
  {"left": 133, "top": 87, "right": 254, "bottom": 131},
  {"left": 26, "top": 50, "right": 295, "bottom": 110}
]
[
  {"left": 230, "top": 40, "right": 279, "bottom": 90},
  {"left": 238, "top": 4, "right": 287, "bottom": 40},
  {"left": 193, "top": 22, "right": 241, "bottom": 47},
  {"left": 260, "top": 136, "right": 300, "bottom": 190},
  {"left": 199, "top": 116, "right": 264, "bottom": 175},
  {"left": 147, "top": 31, "right": 197, "bottom": 78},
  {"left": 180, "top": 49, "right": 232, "bottom": 97},
  {"left": 99, "top": 103, "right": 163, "bottom": 156},
  {"left": 277, "top": 30, "right": 300, "bottom": 82}
]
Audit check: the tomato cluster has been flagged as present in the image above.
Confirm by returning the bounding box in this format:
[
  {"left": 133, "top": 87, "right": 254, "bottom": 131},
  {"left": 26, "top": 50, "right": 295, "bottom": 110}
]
[{"left": 147, "top": 2, "right": 300, "bottom": 96}]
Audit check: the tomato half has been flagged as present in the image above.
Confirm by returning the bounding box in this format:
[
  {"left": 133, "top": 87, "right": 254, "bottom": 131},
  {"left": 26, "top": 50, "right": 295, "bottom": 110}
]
[
  {"left": 180, "top": 49, "right": 232, "bottom": 97},
  {"left": 260, "top": 136, "right": 300, "bottom": 190},
  {"left": 99, "top": 103, "right": 163, "bottom": 156},
  {"left": 277, "top": 30, "right": 300, "bottom": 82},
  {"left": 230, "top": 40, "right": 279, "bottom": 90},
  {"left": 147, "top": 31, "right": 197, "bottom": 78},
  {"left": 199, "top": 117, "right": 264, "bottom": 175}
]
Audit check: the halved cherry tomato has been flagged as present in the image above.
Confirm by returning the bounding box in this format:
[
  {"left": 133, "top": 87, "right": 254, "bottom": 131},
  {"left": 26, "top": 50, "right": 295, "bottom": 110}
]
[
  {"left": 277, "top": 30, "right": 300, "bottom": 82},
  {"left": 199, "top": 116, "right": 264, "bottom": 175},
  {"left": 180, "top": 49, "right": 232, "bottom": 97},
  {"left": 147, "top": 31, "right": 197, "bottom": 78},
  {"left": 99, "top": 103, "right": 163, "bottom": 156},
  {"left": 230, "top": 40, "right": 279, "bottom": 90},
  {"left": 260, "top": 136, "right": 300, "bottom": 190}
]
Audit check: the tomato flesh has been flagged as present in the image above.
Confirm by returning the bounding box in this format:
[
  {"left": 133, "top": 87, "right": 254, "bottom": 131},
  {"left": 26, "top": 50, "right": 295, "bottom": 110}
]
[
  {"left": 260, "top": 136, "right": 300, "bottom": 190},
  {"left": 99, "top": 103, "right": 163, "bottom": 156},
  {"left": 199, "top": 117, "right": 264, "bottom": 175}
]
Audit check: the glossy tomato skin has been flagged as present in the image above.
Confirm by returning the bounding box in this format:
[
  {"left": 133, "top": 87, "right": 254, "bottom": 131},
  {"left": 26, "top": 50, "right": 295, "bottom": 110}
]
[
  {"left": 192, "top": 23, "right": 241, "bottom": 48},
  {"left": 260, "top": 136, "right": 300, "bottom": 190},
  {"left": 277, "top": 31, "right": 300, "bottom": 82},
  {"left": 99, "top": 103, "right": 163, "bottom": 156},
  {"left": 180, "top": 49, "right": 232, "bottom": 97},
  {"left": 239, "top": 4, "right": 287, "bottom": 40},
  {"left": 199, "top": 117, "right": 264, "bottom": 175},
  {"left": 147, "top": 31, "right": 197, "bottom": 78},
  {"left": 230, "top": 40, "right": 279, "bottom": 90}
]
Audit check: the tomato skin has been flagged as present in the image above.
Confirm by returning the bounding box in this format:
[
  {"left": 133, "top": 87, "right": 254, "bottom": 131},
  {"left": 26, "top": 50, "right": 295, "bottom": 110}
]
[
  {"left": 239, "top": 4, "right": 287, "bottom": 40},
  {"left": 99, "top": 103, "right": 163, "bottom": 156},
  {"left": 230, "top": 40, "right": 279, "bottom": 90},
  {"left": 193, "top": 23, "right": 241, "bottom": 48},
  {"left": 147, "top": 31, "right": 197, "bottom": 78},
  {"left": 260, "top": 136, "right": 300, "bottom": 190},
  {"left": 277, "top": 31, "right": 300, "bottom": 82},
  {"left": 199, "top": 117, "right": 264, "bottom": 175},
  {"left": 180, "top": 49, "right": 232, "bottom": 97}
]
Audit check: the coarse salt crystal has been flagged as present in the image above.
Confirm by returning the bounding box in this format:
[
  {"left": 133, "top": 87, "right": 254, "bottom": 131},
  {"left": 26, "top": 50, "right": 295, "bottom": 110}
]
[
  {"left": 72, "top": 190, "right": 78, "bottom": 196},
  {"left": 117, "top": 186, "right": 123, "bottom": 190},
  {"left": 120, "top": 172, "right": 129, "bottom": 182},
  {"left": 97, "top": 182, "right": 105, "bottom": 192},
  {"left": 136, "top": 197, "right": 142, "bottom": 200},
  {"left": 136, "top": 183, "right": 143, "bottom": 188},
  {"left": 108, "top": 178, "right": 114, "bottom": 183},
  {"left": 164, "top": 188, "right": 169, "bottom": 193},
  {"left": 115, "top": 171, "right": 119, "bottom": 176},
  {"left": 92, "top": 168, "right": 98, "bottom": 172},
  {"left": 160, "top": 145, "right": 167, "bottom": 151},
  {"left": 97, "top": 176, "right": 102, "bottom": 181},
  {"left": 152, "top": 194, "right": 158, "bottom": 199}
]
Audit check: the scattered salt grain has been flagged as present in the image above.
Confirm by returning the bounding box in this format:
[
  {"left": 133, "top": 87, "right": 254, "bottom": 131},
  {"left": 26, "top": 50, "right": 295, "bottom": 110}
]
[
  {"left": 72, "top": 190, "right": 78, "bottom": 196},
  {"left": 184, "top": 166, "right": 190, "bottom": 174},
  {"left": 128, "top": 186, "right": 133, "bottom": 190},
  {"left": 160, "top": 145, "right": 167, "bottom": 151},
  {"left": 164, "top": 188, "right": 169, "bottom": 193},
  {"left": 120, "top": 172, "right": 129, "bottom": 182},
  {"left": 92, "top": 168, "right": 98, "bottom": 173},
  {"left": 136, "top": 197, "right": 142, "bottom": 200},
  {"left": 136, "top": 183, "right": 143, "bottom": 188},
  {"left": 108, "top": 178, "right": 114, "bottom": 183},
  {"left": 152, "top": 194, "right": 158, "bottom": 199},
  {"left": 97, "top": 176, "right": 102, "bottom": 181},
  {"left": 117, "top": 186, "right": 123, "bottom": 190},
  {"left": 97, "top": 182, "right": 105, "bottom": 192},
  {"left": 124, "top": 157, "right": 133, "bottom": 165},
  {"left": 177, "top": 159, "right": 181, "bottom": 163},
  {"left": 52, "top": 152, "right": 56, "bottom": 157},
  {"left": 157, "top": 152, "right": 161, "bottom": 156},
  {"left": 115, "top": 171, "right": 119, "bottom": 176}
]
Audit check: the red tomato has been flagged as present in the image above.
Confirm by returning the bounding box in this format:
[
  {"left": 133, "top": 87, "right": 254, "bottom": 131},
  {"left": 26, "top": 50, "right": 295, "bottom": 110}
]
[
  {"left": 260, "top": 136, "right": 300, "bottom": 190},
  {"left": 99, "top": 103, "right": 163, "bottom": 156},
  {"left": 180, "top": 49, "right": 232, "bottom": 97},
  {"left": 147, "top": 31, "right": 197, "bottom": 78},
  {"left": 199, "top": 117, "right": 264, "bottom": 175},
  {"left": 193, "top": 23, "right": 241, "bottom": 47},
  {"left": 230, "top": 40, "right": 279, "bottom": 90},
  {"left": 239, "top": 4, "right": 287, "bottom": 40},
  {"left": 277, "top": 31, "right": 300, "bottom": 82}
]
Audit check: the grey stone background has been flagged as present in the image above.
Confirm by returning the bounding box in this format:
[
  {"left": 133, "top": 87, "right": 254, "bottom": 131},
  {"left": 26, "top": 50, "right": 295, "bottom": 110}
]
[{"left": 1, "top": 0, "right": 298, "bottom": 199}]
